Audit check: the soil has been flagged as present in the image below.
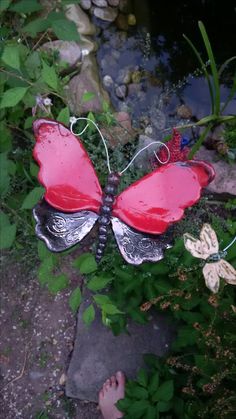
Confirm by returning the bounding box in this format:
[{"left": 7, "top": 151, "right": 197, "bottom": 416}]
[{"left": 0, "top": 256, "right": 101, "bottom": 419}]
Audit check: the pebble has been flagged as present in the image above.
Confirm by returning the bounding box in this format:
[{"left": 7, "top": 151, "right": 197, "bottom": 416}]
[
  {"left": 117, "top": 68, "right": 132, "bottom": 84},
  {"left": 93, "top": 6, "right": 118, "bottom": 21},
  {"left": 103, "top": 75, "right": 114, "bottom": 88},
  {"left": 107, "top": 0, "right": 119, "bottom": 5},
  {"left": 92, "top": 0, "right": 107, "bottom": 6},
  {"left": 80, "top": 0, "right": 92, "bottom": 9},
  {"left": 115, "top": 84, "right": 128, "bottom": 99},
  {"left": 115, "top": 13, "right": 129, "bottom": 31},
  {"left": 128, "top": 13, "right": 136, "bottom": 25},
  {"left": 176, "top": 104, "right": 192, "bottom": 119}
]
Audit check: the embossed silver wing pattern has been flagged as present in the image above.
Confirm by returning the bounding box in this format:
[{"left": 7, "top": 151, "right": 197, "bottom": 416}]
[
  {"left": 111, "top": 217, "right": 172, "bottom": 265},
  {"left": 33, "top": 200, "right": 98, "bottom": 252}
]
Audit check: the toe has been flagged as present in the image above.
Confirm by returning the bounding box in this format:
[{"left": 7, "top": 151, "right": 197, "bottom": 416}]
[
  {"left": 110, "top": 375, "right": 117, "bottom": 388},
  {"left": 116, "top": 371, "right": 125, "bottom": 386}
]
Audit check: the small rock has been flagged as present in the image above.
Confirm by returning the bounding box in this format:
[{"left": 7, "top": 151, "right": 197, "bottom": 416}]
[
  {"left": 101, "top": 111, "right": 136, "bottom": 148},
  {"left": 115, "top": 13, "right": 129, "bottom": 31},
  {"left": 93, "top": 6, "right": 118, "bottom": 21},
  {"left": 176, "top": 104, "right": 192, "bottom": 119},
  {"left": 134, "top": 134, "right": 162, "bottom": 170},
  {"left": 80, "top": 0, "right": 92, "bottom": 9},
  {"left": 67, "top": 55, "right": 110, "bottom": 114},
  {"left": 107, "top": 0, "right": 119, "bottom": 6},
  {"left": 115, "top": 84, "right": 128, "bottom": 99},
  {"left": 41, "top": 41, "right": 82, "bottom": 66},
  {"left": 195, "top": 147, "right": 236, "bottom": 196},
  {"left": 92, "top": 0, "right": 108, "bottom": 6},
  {"left": 59, "top": 373, "right": 67, "bottom": 386},
  {"left": 117, "top": 68, "right": 132, "bottom": 84},
  {"left": 119, "top": 0, "right": 131, "bottom": 13},
  {"left": 131, "top": 70, "right": 142, "bottom": 84},
  {"left": 103, "top": 75, "right": 114, "bottom": 88},
  {"left": 150, "top": 109, "right": 166, "bottom": 131},
  {"left": 128, "top": 83, "right": 142, "bottom": 96},
  {"left": 145, "top": 125, "right": 153, "bottom": 136},
  {"left": 128, "top": 13, "right": 136, "bottom": 25},
  {"left": 66, "top": 4, "right": 96, "bottom": 36}
]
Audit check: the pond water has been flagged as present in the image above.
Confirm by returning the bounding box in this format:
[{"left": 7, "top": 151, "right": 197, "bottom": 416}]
[{"left": 94, "top": 0, "right": 236, "bottom": 141}]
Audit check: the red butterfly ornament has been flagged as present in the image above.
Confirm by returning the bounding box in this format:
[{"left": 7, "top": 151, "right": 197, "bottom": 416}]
[{"left": 33, "top": 119, "right": 215, "bottom": 265}]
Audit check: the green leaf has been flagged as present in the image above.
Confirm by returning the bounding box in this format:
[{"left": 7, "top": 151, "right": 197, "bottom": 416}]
[
  {"left": 41, "top": 60, "right": 59, "bottom": 90},
  {"left": 30, "top": 162, "right": 39, "bottom": 178},
  {"left": 0, "top": 122, "right": 12, "bottom": 152},
  {"left": 69, "top": 287, "right": 82, "bottom": 314},
  {"left": 127, "top": 400, "right": 149, "bottom": 418},
  {"left": 51, "top": 19, "right": 80, "bottom": 41},
  {"left": 82, "top": 92, "right": 95, "bottom": 103},
  {"left": 116, "top": 398, "right": 132, "bottom": 412},
  {"left": 146, "top": 405, "right": 157, "bottom": 419},
  {"left": 0, "top": 223, "right": 16, "bottom": 249},
  {"left": 137, "top": 369, "right": 148, "bottom": 388},
  {"left": 38, "top": 256, "right": 56, "bottom": 285},
  {"left": 21, "top": 186, "right": 44, "bottom": 209},
  {"left": 48, "top": 273, "right": 69, "bottom": 294},
  {"left": 37, "top": 241, "right": 51, "bottom": 261},
  {"left": 10, "top": 0, "right": 42, "bottom": 13},
  {"left": 157, "top": 400, "right": 172, "bottom": 412},
  {"left": 0, "top": 211, "right": 10, "bottom": 229},
  {"left": 87, "top": 275, "right": 112, "bottom": 291},
  {"left": 1, "top": 44, "right": 21, "bottom": 71},
  {"left": 73, "top": 253, "right": 97, "bottom": 274},
  {"left": 93, "top": 294, "right": 112, "bottom": 306},
  {"left": 0, "top": 87, "right": 28, "bottom": 108},
  {"left": 23, "top": 18, "right": 50, "bottom": 37},
  {"left": 131, "top": 385, "right": 149, "bottom": 399},
  {"left": 82, "top": 304, "right": 95, "bottom": 326},
  {"left": 57, "top": 106, "right": 70, "bottom": 125},
  {"left": 173, "top": 326, "right": 198, "bottom": 349},
  {"left": 148, "top": 372, "right": 159, "bottom": 395},
  {"left": 0, "top": 0, "right": 12, "bottom": 12},
  {"left": 152, "top": 380, "right": 174, "bottom": 402},
  {"left": 102, "top": 304, "right": 123, "bottom": 315}
]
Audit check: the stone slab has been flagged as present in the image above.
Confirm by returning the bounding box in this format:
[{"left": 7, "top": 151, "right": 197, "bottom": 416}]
[{"left": 66, "top": 291, "right": 175, "bottom": 402}]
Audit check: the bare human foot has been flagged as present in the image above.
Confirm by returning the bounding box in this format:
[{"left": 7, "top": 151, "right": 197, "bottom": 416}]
[{"left": 99, "top": 371, "right": 125, "bottom": 419}]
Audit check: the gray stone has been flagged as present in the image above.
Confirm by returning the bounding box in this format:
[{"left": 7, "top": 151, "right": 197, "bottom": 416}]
[
  {"left": 66, "top": 292, "right": 175, "bottom": 401},
  {"left": 67, "top": 55, "right": 111, "bottom": 115},
  {"left": 80, "top": 0, "right": 92, "bottom": 10},
  {"left": 65, "top": 4, "right": 96, "bottom": 36},
  {"left": 115, "top": 84, "right": 127, "bottom": 99},
  {"left": 92, "top": 0, "right": 108, "bottom": 6},
  {"left": 93, "top": 5, "right": 118, "bottom": 21},
  {"left": 134, "top": 134, "right": 163, "bottom": 170},
  {"left": 103, "top": 74, "right": 114, "bottom": 88},
  {"left": 108, "top": 0, "right": 119, "bottom": 5},
  {"left": 195, "top": 147, "right": 236, "bottom": 196},
  {"left": 150, "top": 108, "right": 166, "bottom": 131},
  {"left": 41, "top": 40, "right": 82, "bottom": 66},
  {"left": 117, "top": 67, "right": 132, "bottom": 84}
]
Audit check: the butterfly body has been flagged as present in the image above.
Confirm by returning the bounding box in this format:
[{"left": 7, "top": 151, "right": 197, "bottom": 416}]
[{"left": 33, "top": 119, "right": 215, "bottom": 264}]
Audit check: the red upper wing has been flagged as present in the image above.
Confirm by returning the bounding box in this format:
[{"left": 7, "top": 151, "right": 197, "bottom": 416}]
[
  {"left": 112, "top": 161, "right": 215, "bottom": 234},
  {"left": 33, "top": 119, "right": 102, "bottom": 212}
]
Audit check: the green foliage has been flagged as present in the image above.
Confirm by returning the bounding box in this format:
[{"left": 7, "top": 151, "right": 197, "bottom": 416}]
[{"left": 69, "top": 287, "right": 82, "bottom": 314}]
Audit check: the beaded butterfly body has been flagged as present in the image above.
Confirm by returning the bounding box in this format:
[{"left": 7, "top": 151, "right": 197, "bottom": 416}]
[
  {"left": 33, "top": 119, "right": 215, "bottom": 265},
  {"left": 184, "top": 224, "right": 236, "bottom": 293}
]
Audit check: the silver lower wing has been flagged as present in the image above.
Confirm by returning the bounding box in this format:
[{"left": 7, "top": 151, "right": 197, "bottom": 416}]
[
  {"left": 33, "top": 199, "right": 98, "bottom": 252},
  {"left": 111, "top": 217, "right": 172, "bottom": 265}
]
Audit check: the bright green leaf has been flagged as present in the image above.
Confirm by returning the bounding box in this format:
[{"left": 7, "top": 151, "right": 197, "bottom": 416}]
[
  {"left": 102, "top": 304, "right": 123, "bottom": 315},
  {"left": 82, "top": 92, "right": 95, "bottom": 103},
  {"left": 73, "top": 253, "right": 97, "bottom": 274},
  {"left": 57, "top": 106, "right": 70, "bottom": 125},
  {"left": 48, "top": 273, "right": 69, "bottom": 294},
  {"left": 82, "top": 304, "right": 95, "bottom": 326},
  {"left": 93, "top": 294, "right": 112, "bottom": 306},
  {"left": 0, "top": 87, "right": 28, "bottom": 108},
  {"left": 29, "top": 162, "right": 39, "bottom": 178},
  {"left": 38, "top": 255, "right": 56, "bottom": 285},
  {"left": 37, "top": 241, "right": 51, "bottom": 261},
  {"left": 87, "top": 275, "right": 112, "bottom": 291},
  {"left": 10, "top": 0, "right": 42, "bottom": 13},
  {"left": 1, "top": 44, "right": 21, "bottom": 70},
  {"left": 51, "top": 19, "right": 80, "bottom": 41},
  {"left": 41, "top": 60, "right": 59, "bottom": 90},
  {"left": 23, "top": 18, "right": 50, "bottom": 37},
  {"left": 69, "top": 287, "right": 82, "bottom": 313},
  {"left": 0, "top": 223, "right": 16, "bottom": 249},
  {"left": 21, "top": 186, "right": 44, "bottom": 209}
]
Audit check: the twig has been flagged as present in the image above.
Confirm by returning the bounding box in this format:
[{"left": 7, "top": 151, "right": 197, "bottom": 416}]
[
  {"left": 0, "top": 68, "right": 33, "bottom": 86},
  {"left": 0, "top": 346, "right": 28, "bottom": 391}
]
